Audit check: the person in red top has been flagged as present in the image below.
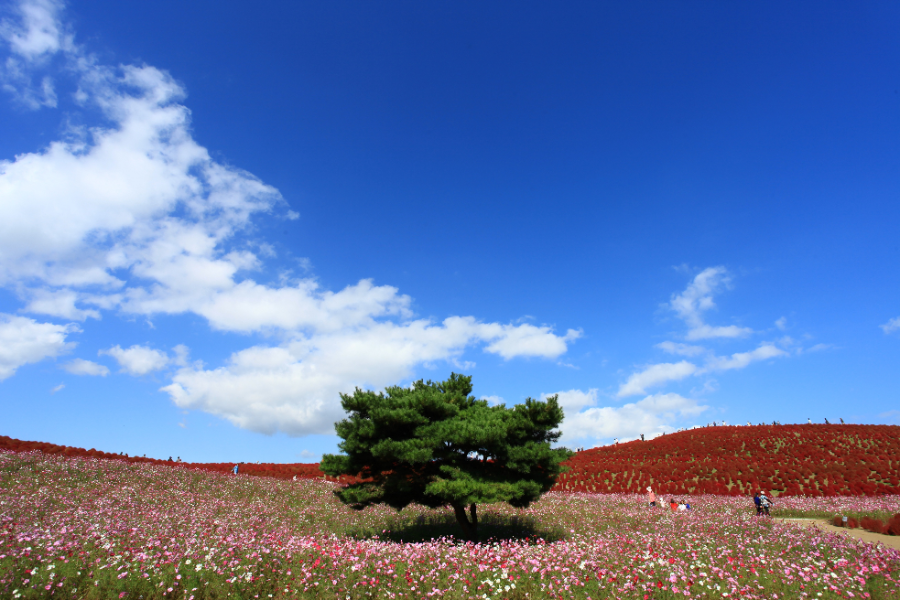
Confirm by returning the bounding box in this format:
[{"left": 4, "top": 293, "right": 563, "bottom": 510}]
[{"left": 669, "top": 499, "right": 678, "bottom": 511}]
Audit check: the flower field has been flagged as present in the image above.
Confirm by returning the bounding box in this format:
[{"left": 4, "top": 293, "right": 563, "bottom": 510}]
[{"left": 2, "top": 450, "right": 899, "bottom": 599}]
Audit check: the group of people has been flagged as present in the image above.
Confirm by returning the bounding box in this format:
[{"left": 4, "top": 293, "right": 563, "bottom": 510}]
[
  {"left": 646, "top": 487, "right": 692, "bottom": 511},
  {"left": 753, "top": 491, "right": 774, "bottom": 515}
]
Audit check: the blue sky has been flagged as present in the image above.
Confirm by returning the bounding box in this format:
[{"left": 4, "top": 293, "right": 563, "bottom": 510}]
[{"left": 1, "top": 0, "right": 898, "bottom": 463}]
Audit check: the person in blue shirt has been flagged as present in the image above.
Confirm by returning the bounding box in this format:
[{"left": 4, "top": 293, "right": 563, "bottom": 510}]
[{"left": 753, "top": 492, "right": 762, "bottom": 515}]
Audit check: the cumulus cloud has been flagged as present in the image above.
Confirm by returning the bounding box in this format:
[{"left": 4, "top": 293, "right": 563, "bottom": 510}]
[
  {"left": 483, "top": 324, "right": 581, "bottom": 360},
  {"left": 62, "top": 358, "right": 108, "bottom": 376},
  {"left": 161, "top": 316, "right": 578, "bottom": 436},
  {"left": 0, "top": 0, "right": 580, "bottom": 434},
  {"left": 558, "top": 392, "right": 707, "bottom": 445},
  {"left": 617, "top": 361, "right": 697, "bottom": 397},
  {"left": 101, "top": 344, "right": 168, "bottom": 375},
  {"left": 881, "top": 317, "right": 900, "bottom": 334},
  {"left": 669, "top": 267, "right": 752, "bottom": 340},
  {"left": 0, "top": 312, "right": 75, "bottom": 380}
]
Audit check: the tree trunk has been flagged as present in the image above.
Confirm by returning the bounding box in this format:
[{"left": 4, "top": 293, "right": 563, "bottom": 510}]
[
  {"left": 469, "top": 503, "right": 478, "bottom": 534},
  {"left": 452, "top": 503, "right": 475, "bottom": 541}
]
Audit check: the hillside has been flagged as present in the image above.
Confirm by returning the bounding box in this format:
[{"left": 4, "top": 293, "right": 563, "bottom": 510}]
[
  {"left": 3, "top": 423, "right": 899, "bottom": 496},
  {"left": 0, "top": 434, "right": 329, "bottom": 481},
  {"left": 557, "top": 424, "right": 900, "bottom": 497}
]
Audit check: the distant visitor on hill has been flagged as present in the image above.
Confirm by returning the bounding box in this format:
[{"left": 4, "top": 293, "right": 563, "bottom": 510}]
[
  {"left": 759, "top": 491, "right": 773, "bottom": 516},
  {"left": 232, "top": 464, "right": 238, "bottom": 475},
  {"left": 646, "top": 486, "right": 657, "bottom": 507},
  {"left": 753, "top": 492, "right": 762, "bottom": 515}
]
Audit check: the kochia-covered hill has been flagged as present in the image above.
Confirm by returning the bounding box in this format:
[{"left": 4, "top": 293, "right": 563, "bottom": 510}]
[
  {"left": 555, "top": 424, "right": 900, "bottom": 497},
  {"left": 2, "top": 423, "right": 898, "bottom": 496}
]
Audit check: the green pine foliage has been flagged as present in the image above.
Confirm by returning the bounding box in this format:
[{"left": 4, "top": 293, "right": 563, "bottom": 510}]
[{"left": 320, "top": 373, "right": 573, "bottom": 540}]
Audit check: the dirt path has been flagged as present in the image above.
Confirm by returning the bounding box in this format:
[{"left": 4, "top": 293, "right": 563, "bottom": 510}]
[{"left": 777, "top": 518, "right": 900, "bottom": 551}]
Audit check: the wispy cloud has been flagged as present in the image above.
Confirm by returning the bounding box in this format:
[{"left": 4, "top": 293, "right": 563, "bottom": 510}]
[
  {"left": 655, "top": 341, "right": 706, "bottom": 357},
  {"left": 701, "top": 344, "right": 787, "bottom": 372},
  {"left": 617, "top": 361, "right": 697, "bottom": 397},
  {"left": 669, "top": 267, "right": 752, "bottom": 340},
  {"left": 881, "top": 317, "right": 900, "bottom": 334},
  {"left": 62, "top": 358, "right": 109, "bottom": 376}
]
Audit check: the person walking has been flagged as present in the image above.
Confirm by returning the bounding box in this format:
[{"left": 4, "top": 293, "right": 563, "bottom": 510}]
[
  {"left": 753, "top": 492, "right": 762, "bottom": 515},
  {"left": 759, "top": 491, "right": 773, "bottom": 516},
  {"left": 232, "top": 464, "right": 239, "bottom": 475},
  {"left": 646, "top": 486, "right": 657, "bottom": 508}
]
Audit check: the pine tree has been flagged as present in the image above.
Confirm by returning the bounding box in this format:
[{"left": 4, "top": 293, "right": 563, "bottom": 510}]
[{"left": 320, "top": 373, "right": 572, "bottom": 540}]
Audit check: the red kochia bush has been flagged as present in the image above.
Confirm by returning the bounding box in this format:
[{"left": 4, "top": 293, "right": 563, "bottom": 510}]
[
  {"left": 832, "top": 516, "right": 844, "bottom": 527},
  {"left": 847, "top": 517, "right": 859, "bottom": 528},
  {"left": 887, "top": 514, "right": 900, "bottom": 536},
  {"left": 861, "top": 517, "right": 886, "bottom": 534}
]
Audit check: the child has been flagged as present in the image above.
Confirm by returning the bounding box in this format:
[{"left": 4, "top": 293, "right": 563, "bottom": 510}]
[{"left": 647, "top": 486, "right": 657, "bottom": 507}]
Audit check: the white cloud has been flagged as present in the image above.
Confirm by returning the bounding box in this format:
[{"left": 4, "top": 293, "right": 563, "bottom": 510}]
[
  {"left": 702, "top": 344, "right": 786, "bottom": 372},
  {"left": 24, "top": 289, "right": 100, "bottom": 320},
  {"left": 544, "top": 388, "right": 598, "bottom": 413},
  {"left": 655, "top": 341, "right": 706, "bottom": 357},
  {"left": 0, "top": 312, "right": 75, "bottom": 380},
  {"left": 482, "top": 395, "right": 505, "bottom": 406},
  {"left": 775, "top": 316, "right": 787, "bottom": 330},
  {"left": 558, "top": 392, "right": 708, "bottom": 444},
  {"left": 482, "top": 324, "right": 581, "bottom": 360},
  {"left": 161, "top": 316, "right": 578, "bottom": 436},
  {"left": 685, "top": 324, "right": 752, "bottom": 340},
  {"left": 805, "top": 343, "right": 835, "bottom": 353},
  {"left": 101, "top": 344, "right": 168, "bottom": 375},
  {"left": 62, "top": 358, "right": 109, "bottom": 376},
  {"left": 0, "top": 0, "right": 70, "bottom": 108},
  {"left": 0, "top": 1, "right": 581, "bottom": 429},
  {"left": 617, "top": 361, "right": 697, "bottom": 397},
  {"left": 881, "top": 317, "right": 900, "bottom": 334},
  {"left": 0, "top": 0, "right": 69, "bottom": 60},
  {"left": 50, "top": 382, "right": 64, "bottom": 393},
  {"left": 670, "top": 267, "right": 752, "bottom": 340}
]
